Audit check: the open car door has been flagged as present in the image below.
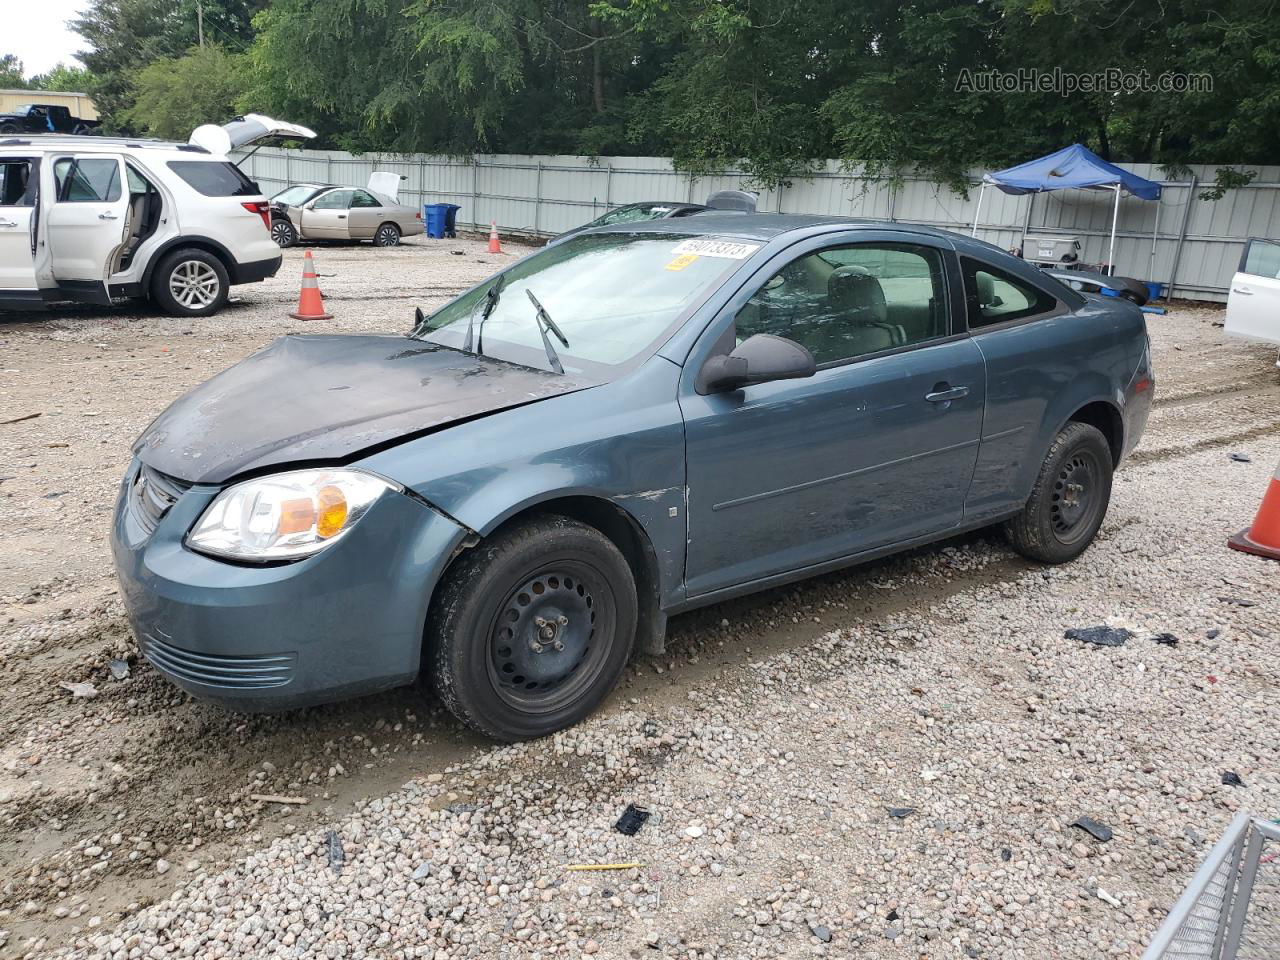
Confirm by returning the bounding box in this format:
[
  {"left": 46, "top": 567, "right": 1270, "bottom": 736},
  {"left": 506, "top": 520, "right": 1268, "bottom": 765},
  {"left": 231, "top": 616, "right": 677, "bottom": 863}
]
[
  {"left": 44, "top": 153, "right": 130, "bottom": 304},
  {"left": 0, "top": 155, "right": 41, "bottom": 307},
  {"left": 189, "top": 114, "right": 317, "bottom": 155},
  {"left": 1226, "top": 238, "right": 1280, "bottom": 351}
]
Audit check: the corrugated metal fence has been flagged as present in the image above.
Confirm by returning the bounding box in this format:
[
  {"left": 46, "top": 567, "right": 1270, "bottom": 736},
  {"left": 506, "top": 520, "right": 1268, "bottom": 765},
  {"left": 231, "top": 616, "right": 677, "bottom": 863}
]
[{"left": 234, "top": 148, "right": 1280, "bottom": 302}]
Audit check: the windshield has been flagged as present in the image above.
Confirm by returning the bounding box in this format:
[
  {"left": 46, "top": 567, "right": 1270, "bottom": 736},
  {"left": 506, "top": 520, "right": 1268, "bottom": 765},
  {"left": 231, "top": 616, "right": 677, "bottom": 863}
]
[
  {"left": 414, "top": 233, "right": 758, "bottom": 374},
  {"left": 272, "top": 185, "right": 321, "bottom": 205}
]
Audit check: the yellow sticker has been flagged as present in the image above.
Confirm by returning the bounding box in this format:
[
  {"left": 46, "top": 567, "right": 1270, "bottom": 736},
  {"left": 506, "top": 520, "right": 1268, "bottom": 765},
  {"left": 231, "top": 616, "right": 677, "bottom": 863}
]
[{"left": 665, "top": 253, "right": 700, "bottom": 271}]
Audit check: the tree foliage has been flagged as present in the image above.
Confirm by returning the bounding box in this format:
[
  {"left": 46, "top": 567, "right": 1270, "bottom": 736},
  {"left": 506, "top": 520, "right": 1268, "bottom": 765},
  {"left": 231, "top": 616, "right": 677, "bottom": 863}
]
[
  {"left": 29, "top": 63, "right": 96, "bottom": 92},
  {"left": 0, "top": 54, "right": 29, "bottom": 89},
  {"left": 125, "top": 44, "right": 248, "bottom": 139},
  {"left": 61, "top": 0, "right": 1280, "bottom": 194}
]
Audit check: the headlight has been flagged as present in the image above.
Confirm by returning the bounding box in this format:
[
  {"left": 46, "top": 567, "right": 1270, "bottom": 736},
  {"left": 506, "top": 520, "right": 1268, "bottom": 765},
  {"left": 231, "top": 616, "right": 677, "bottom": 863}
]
[{"left": 187, "top": 468, "right": 399, "bottom": 561}]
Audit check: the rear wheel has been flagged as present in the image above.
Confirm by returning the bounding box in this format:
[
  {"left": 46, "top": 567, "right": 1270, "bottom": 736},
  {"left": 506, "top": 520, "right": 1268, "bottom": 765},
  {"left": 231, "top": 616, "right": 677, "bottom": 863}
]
[
  {"left": 373, "top": 222, "right": 401, "bottom": 247},
  {"left": 427, "top": 515, "right": 637, "bottom": 741},
  {"left": 1005, "top": 421, "right": 1113, "bottom": 564},
  {"left": 150, "top": 248, "right": 229, "bottom": 317},
  {"left": 271, "top": 218, "right": 297, "bottom": 248},
  {"left": 0, "top": 123, "right": 19, "bottom": 135}
]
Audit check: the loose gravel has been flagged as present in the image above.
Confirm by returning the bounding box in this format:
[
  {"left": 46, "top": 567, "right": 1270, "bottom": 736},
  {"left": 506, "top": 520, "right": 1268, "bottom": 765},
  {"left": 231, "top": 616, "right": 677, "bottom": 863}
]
[{"left": 1, "top": 248, "right": 1278, "bottom": 960}]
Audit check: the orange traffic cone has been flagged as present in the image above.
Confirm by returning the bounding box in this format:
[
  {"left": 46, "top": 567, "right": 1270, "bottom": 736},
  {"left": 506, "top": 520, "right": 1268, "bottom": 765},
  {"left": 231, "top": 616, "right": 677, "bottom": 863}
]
[
  {"left": 1228, "top": 457, "right": 1280, "bottom": 561},
  {"left": 289, "top": 250, "right": 332, "bottom": 321},
  {"left": 488, "top": 220, "right": 502, "bottom": 254}
]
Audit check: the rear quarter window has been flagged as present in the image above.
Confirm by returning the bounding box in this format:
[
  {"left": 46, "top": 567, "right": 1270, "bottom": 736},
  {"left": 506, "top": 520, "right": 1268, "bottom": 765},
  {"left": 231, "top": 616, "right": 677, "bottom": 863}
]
[
  {"left": 961, "top": 256, "right": 1061, "bottom": 328},
  {"left": 166, "top": 161, "right": 259, "bottom": 197}
]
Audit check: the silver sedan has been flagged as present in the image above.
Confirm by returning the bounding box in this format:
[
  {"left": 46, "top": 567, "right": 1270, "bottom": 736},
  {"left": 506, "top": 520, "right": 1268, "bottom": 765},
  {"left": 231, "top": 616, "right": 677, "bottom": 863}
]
[{"left": 269, "top": 179, "right": 424, "bottom": 248}]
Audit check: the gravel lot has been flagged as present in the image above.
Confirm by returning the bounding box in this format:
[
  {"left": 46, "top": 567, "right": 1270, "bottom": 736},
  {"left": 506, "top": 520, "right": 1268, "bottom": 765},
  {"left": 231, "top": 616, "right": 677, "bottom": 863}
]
[{"left": 1, "top": 239, "right": 1278, "bottom": 959}]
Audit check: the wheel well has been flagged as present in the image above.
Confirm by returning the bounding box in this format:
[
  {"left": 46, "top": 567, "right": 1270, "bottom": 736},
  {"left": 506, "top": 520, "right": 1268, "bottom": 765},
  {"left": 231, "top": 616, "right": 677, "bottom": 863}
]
[
  {"left": 475, "top": 497, "right": 666, "bottom": 655},
  {"left": 145, "top": 239, "right": 235, "bottom": 289},
  {"left": 1069, "top": 401, "right": 1123, "bottom": 465}
]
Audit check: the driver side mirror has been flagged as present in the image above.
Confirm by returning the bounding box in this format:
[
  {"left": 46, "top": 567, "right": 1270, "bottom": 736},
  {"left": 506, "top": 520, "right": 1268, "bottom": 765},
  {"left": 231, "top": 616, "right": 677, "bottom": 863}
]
[{"left": 697, "top": 333, "right": 817, "bottom": 394}]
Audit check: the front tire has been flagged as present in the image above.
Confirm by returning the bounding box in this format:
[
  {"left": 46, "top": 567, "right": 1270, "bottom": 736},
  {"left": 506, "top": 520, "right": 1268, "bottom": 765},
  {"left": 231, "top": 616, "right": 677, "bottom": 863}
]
[
  {"left": 427, "top": 515, "right": 637, "bottom": 741},
  {"left": 373, "top": 222, "right": 401, "bottom": 247},
  {"left": 271, "top": 218, "right": 297, "bottom": 248},
  {"left": 1005, "top": 421, "right": 1113, "bottom": 564},
  {"left": 150, "top": 248, "right": 229, "bottom": 317}
]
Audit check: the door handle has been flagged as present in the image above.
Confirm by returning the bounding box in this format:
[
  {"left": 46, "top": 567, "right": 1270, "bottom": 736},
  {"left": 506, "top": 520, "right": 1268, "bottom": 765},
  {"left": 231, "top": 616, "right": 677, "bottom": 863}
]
[
  {"left": 98, "top": 212, "right": 119, "bottom": 220},
  {"left": 337, "top": 215, "right": 346, "bottom": 219},
  {"left": 1232, "top": 287, "right": 1253, "bottom": 295},
  {"left": 0, "top": 218, "right": 17, "bottom": 227},
  {"left": 926, "top": 384, "right": 970, "bottom": 403}
]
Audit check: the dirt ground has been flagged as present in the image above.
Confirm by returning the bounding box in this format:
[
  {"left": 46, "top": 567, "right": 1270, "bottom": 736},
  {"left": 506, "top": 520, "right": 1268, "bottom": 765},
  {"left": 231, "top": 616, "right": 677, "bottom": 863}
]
[{"left": 0, "top": 238, "right": 1278, "bottom": 958}]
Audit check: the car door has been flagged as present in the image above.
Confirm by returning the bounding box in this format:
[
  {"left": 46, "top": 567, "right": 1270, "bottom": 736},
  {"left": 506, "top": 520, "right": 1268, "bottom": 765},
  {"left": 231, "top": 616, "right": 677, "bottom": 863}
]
[
  {"left": 301, "top": 188, "right": 354, "bottom": 240},
  {"left": 1225, "top": 238, "right": 1280, "bottom": 345},
  {"left": 346, "top": 189, "right": 383, "bottom": 240},
  {"left": 679, "top": 232, "right": 986, "bottom": 598},
  {"left": 0, "top": 155, "right": 40, "bottom": 301},
  {"left": 44, "top": 154, "right": 130, "bottom": 297}
]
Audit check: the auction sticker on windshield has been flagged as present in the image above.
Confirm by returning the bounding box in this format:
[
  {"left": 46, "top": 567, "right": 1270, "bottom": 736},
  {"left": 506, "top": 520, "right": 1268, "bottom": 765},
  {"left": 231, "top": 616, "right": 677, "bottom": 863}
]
[{"left": 671, "top": 238, "right": 760, "bottom": 259}]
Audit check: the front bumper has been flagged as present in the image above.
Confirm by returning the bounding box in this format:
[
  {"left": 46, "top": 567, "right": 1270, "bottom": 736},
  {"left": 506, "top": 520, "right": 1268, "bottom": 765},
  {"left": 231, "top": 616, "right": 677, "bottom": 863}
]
[{"left": 111, "top": 460, "right": 469, "bottom": 711}]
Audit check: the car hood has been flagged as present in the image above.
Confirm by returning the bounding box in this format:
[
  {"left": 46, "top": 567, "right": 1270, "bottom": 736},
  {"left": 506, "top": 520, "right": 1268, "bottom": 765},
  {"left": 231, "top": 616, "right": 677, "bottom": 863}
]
[{"left": 134, "top": 334, "right": 599, "bottom": 484}]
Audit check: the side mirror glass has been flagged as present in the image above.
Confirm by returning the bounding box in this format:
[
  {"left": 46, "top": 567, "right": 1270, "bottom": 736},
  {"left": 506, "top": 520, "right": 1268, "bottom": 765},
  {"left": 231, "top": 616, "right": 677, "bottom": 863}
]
[{"left": 698, "top": 333, "right": 817, "bottom": 394}]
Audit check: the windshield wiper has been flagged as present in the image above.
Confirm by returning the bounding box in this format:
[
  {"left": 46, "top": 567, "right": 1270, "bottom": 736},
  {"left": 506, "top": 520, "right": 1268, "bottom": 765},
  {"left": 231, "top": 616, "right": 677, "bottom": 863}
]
[
  {"left": 466, "top": 273, "right": 506, "bottom": 355},
  {"left": 525, "top": 288, "right": 569, "bottom": 374}
]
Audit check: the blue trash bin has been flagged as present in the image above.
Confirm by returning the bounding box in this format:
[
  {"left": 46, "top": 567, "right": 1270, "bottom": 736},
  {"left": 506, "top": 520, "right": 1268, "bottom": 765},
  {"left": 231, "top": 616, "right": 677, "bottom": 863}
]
[{"left": 423, "top": 204, "right": 449, "bottom": 239}]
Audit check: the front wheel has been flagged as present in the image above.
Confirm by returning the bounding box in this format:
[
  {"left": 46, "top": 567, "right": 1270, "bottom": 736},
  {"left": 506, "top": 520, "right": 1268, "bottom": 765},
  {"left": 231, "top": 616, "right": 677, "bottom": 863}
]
[
  {"left": 427, "top": 515, "right": 637, "bottom": 741},
  {"left": 1004, "top": 421, "right": 1113, "bottom": 564},
  {"left": 271, "top": 218, "right": 297, "bottom": 248},
  {"left": 372, "top": 222, "right": 401, "bottom": 247},
  {"left": 150, "top": 248, "right": 229, "bottom": 317}
]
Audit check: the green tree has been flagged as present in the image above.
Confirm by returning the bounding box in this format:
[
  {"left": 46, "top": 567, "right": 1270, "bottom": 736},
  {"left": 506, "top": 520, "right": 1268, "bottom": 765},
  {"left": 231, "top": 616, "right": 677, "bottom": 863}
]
[
  {"left": 29, "top": 63, "right": 95, "bottom": 92},
  {"left": 124, "top": 44, "right": 248, "bottom": 139},
  {"left": 0, "top": 54, "right": 30, "bottom": 88}
]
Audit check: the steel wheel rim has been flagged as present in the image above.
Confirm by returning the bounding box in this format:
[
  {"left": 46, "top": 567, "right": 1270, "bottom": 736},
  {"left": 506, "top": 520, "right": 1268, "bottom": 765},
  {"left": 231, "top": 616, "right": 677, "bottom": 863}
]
[
  {"left": 375, "top": 225, "right": 399, "bottom": 246},
  {"left": 486, "top": 561, "right": 614, "bottom": 713},
  {"left": 168, "top": 260, "right": 220, "bottom": 309},
  {"left": 1050, "top": 449, "right": 1102, "bottom": 544},
  {"left": 271, "top": 221, "right": 294, "bottom": 246}
]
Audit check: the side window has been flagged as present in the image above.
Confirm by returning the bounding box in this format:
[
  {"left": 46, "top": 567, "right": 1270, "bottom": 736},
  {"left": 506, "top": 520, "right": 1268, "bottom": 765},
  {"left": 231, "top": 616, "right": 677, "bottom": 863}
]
[
  {"left": 736, "top": 243, "right": 950, "bottom": 365},
  {"left": 312, "top": 189, "right": 354, "bottom": 210},
  {"left": 961, "top": 257, "right": 1058, "bottom": 327},
  {"left": 350, "top": 190, "right": 381, "bottom": 208},
  {"left": 1241, "top": 239, "right": 1280, "bottom": 280},
  {"left": 53, "top": 158, "right": 122, "bottom": 203},
  {"left": 0, "top": 160, "right": 33, "bottom": 206}
]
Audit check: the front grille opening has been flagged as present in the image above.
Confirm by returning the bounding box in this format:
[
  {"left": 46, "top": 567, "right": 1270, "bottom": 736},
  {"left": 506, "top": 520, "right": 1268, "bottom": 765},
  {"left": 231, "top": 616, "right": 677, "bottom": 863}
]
[{"left": 132, "top": 464, "right": 192, "bottom": 535}]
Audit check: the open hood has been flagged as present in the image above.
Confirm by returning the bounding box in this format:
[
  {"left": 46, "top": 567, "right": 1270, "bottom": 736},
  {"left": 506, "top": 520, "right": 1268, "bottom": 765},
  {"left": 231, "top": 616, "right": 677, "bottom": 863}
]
[
  {"left": 367, "top": 172, "right": 406, "bottom": 204},
  {"left": 189, "top": 114, "right": 317, "bottom": 154}
]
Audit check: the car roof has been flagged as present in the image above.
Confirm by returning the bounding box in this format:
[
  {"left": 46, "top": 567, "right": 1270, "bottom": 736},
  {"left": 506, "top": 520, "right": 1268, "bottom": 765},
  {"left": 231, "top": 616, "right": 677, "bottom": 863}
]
[
  {"left": 0, "top": 134, "right": 215, "bottom": 158},
  {"left": 587, "top": 213, "right": 967, "bottom": 243}
]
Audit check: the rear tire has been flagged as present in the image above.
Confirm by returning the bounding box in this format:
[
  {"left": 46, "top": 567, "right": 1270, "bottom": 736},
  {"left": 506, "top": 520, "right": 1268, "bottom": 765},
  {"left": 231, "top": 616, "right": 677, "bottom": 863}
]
[
  {"left": 373, "top": 222, "right": 401, "bottom": 247},
  {"left": 149, "top": 248, "right": 229, "bottom": 317},
  {"left": 427, "top": 515, "right": 637, "bottom": 741},
  {"left": 1004, "top": 421, "right": 1113, "bottom": 564}
]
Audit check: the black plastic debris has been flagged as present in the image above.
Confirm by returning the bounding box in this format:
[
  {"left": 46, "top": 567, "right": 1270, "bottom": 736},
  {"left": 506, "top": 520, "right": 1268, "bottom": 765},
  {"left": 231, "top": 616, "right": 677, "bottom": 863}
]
[
  {"left": 1230, "top": 453, "right": 1252, "bottom": 463},
  {"left": 1000, "top": 848, "right": 1012, "bottom": 862},
  {"left": 326, "top": 830, "right": 344, "bottom": 872},
  {"left": 1150, "top": 633, "right": 1180, "bottom": 647},
  {"left": 1222, "top": 771, "right": 1246, "bottom": 788},
  {"left": 887, "top": 807, "right": 915, "bottom": 819},
  {"left": 886, "top": 908, "right": 899, "bottom": 922},
  {"left": 1065, "top": 626, "right": 1132, "bottom": 648},
  {"left": 1072, "top": 816, "right": 1113, "bottom": 843},
  {"left": 615, "top": 804, "right": 651, "bottom": 836},
  {"left": 1206, "top": 629, "right": 1221, "bottom": 640}
]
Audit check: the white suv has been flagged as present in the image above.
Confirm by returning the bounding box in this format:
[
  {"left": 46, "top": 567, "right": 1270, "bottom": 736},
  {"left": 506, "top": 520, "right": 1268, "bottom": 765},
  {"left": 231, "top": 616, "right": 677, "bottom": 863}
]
[{"left": 0, "top": 115, "right": 314, "bottom": 317}]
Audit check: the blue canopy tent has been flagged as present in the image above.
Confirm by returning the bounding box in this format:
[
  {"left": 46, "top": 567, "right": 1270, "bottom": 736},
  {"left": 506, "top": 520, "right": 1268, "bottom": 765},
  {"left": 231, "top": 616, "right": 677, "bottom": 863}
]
[{"left": 970, "top": 144, "right": 1163, "bottom": 277}]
